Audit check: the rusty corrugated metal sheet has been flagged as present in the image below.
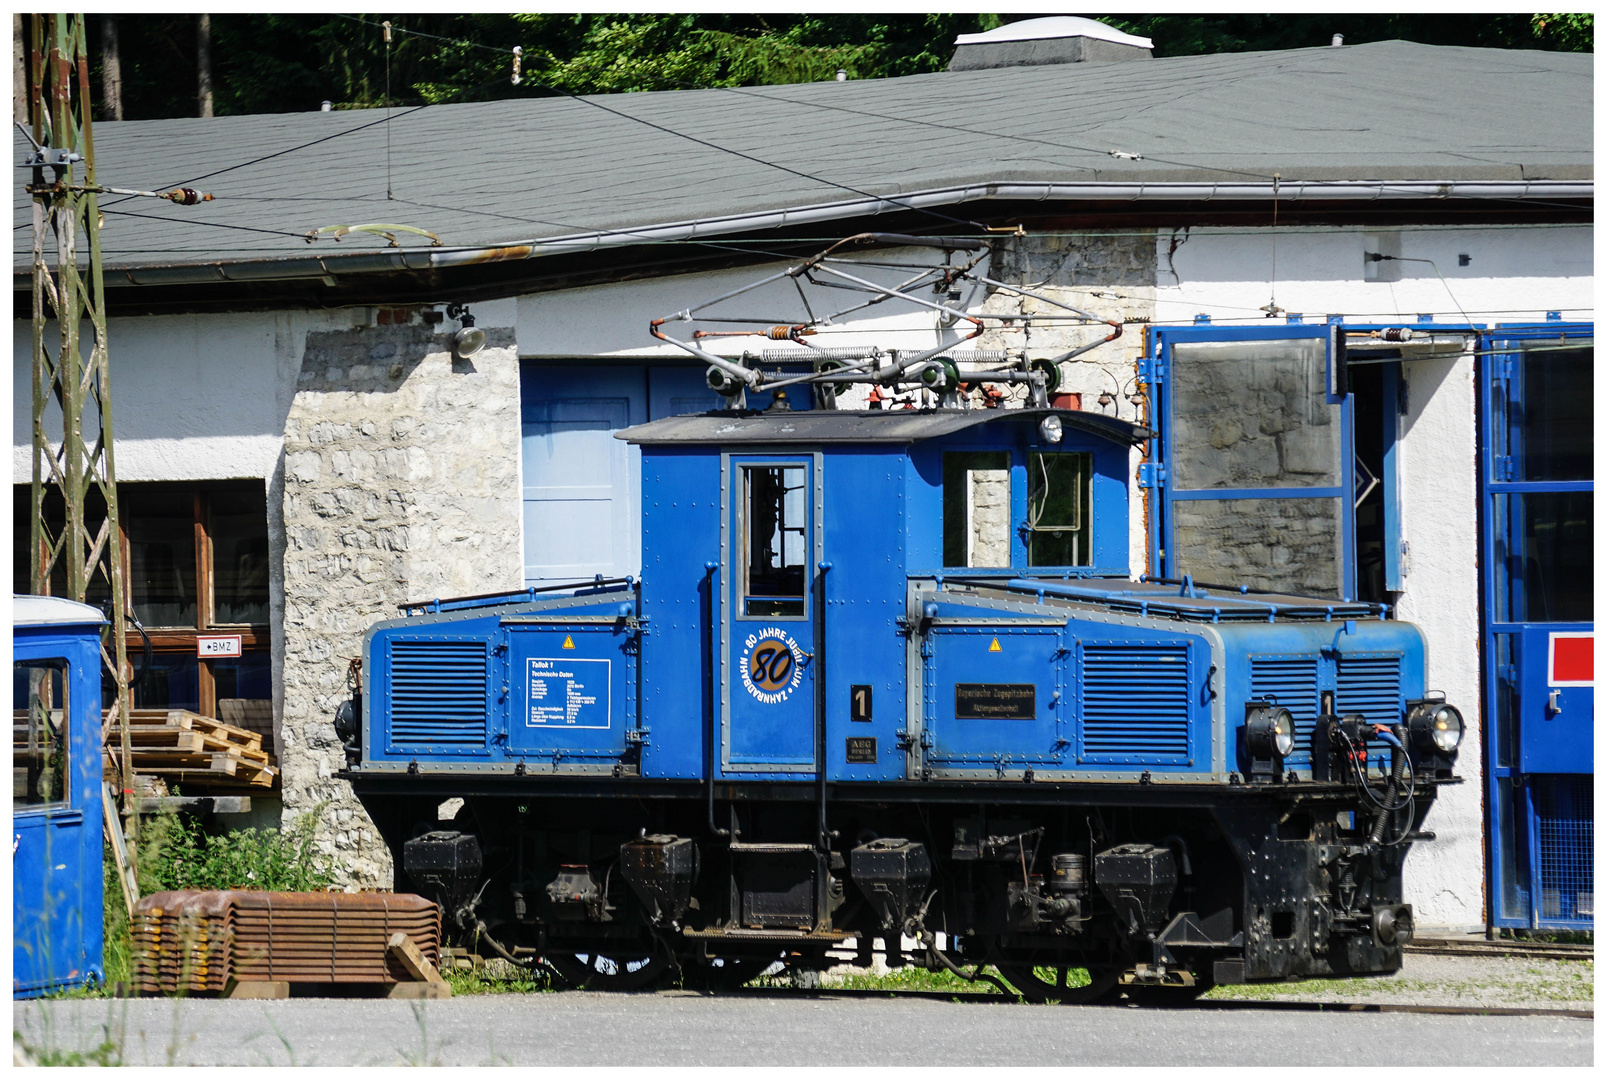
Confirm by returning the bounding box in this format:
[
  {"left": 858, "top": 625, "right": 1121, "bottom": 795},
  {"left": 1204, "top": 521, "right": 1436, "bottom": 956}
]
[{"left": 133, "top": 891, "right": 440, "bottom": 994}]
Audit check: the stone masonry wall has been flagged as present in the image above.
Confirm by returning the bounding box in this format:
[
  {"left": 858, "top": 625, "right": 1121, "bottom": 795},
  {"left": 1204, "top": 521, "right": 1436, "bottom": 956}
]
[
  {"left": 276, "top": 321, "right": 523, "bottom": 888},
  {"left": 985, "top": 231, "right": 1158, "bottom": 572}
]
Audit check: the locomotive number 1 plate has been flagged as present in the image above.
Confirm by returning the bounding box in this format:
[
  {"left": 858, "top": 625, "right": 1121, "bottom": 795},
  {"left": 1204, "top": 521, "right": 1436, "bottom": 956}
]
[{"left": 955, "top": 683, "right": 1036, "bottom": 720}]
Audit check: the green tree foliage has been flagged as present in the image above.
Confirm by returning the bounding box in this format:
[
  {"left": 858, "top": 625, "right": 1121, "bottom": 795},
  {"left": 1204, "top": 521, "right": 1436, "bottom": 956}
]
[
  {"left": 85, "top": 13, "right": 1590, "bottom": 121},
  {"left": 1531, "top": 13, "right": 1595, "bottom": 51}
]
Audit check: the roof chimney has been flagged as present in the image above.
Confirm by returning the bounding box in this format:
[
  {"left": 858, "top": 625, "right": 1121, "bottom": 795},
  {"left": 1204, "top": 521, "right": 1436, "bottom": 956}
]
[{"left": 949, "top": 17, "right": 1152, "bottom": 71}]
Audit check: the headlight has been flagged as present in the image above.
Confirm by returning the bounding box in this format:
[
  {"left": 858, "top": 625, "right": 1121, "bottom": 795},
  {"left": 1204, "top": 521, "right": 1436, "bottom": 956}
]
[
  {"left": 1408, "top": 701, "right": 1464, "bottom": 754},
  {"left": 1246, "top": 705, "right": 1296, "bottom": 759},
  {"left": 1038, "top": 414, "right": 1063, "bottom": 444},
  {"left": 334, "top": 698, "right": 358, "bottom": 744}
]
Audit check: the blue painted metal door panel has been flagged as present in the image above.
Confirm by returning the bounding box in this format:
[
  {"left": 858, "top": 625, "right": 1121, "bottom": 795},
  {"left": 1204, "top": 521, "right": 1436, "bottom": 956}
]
[
  {"left": 925, "top": 625, "right": 1063, "bottom": 766},
  {"left": 507, "top": 622, "right": 637, "bottom": 764},
  {"left": 1517, "top": 628, "right": 1594, "bottom": 774},
  {"left": 639, "top": 449, "right": 722, "bottom": 781},
  {"left": 724, "top": 455, "right": 818, "bottom": 773},
  {"left": 13, "top": 813, "right": 90, "bottom": 996}
]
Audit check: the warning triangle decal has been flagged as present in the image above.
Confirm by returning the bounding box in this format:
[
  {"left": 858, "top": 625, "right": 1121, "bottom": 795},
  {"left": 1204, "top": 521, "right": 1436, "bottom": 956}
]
[
  {"left": 562, "top": 635, "right": 575, "bottom": 650},
  {"left": 989, "top": 638, "right": 1002, "bottom": 652}
]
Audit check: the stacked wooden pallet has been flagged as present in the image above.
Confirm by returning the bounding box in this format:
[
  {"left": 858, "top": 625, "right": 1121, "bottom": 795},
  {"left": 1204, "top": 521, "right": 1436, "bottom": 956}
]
[{"left": 103, "top": 709, "right": 279, "bottom": 793}]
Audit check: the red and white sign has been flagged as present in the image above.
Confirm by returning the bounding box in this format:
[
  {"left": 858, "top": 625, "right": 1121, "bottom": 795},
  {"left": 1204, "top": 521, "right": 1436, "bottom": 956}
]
[
  {"left": 1548, "top": 631, "right": 1593, "bottom": 687},
  {"left": 197, "top": 634, "right": 243, "bottom": 658}
]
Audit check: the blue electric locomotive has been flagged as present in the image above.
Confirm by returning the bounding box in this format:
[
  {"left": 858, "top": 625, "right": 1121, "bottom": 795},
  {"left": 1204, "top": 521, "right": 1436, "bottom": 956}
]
[{"left": 338, "top": 402, "right": 1463, "bottom": 999}]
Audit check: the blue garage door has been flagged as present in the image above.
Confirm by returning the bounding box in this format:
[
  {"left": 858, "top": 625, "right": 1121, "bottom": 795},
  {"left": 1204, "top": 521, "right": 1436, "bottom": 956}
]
[
  {"left": 520, "top": 364, "right": 718, "bottom": 585},
  {"left": 1482, "top": 322, "right": 1594, "bottom": 930}
]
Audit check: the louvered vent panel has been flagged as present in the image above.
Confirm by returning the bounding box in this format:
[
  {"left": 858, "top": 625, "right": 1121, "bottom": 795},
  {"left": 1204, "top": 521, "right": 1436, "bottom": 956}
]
[
  {"left": 1080, "top": 643, "right": 1191, "bottom": 762},
  {"left": 1249, "top": 656, "right": 1320, "bottom": 761},
  {"left": 388, "top": 640, "right": 489, "bottom": 747},
  {"left": 1336, "top": 655, "right": 1403, "bottom": 728}
]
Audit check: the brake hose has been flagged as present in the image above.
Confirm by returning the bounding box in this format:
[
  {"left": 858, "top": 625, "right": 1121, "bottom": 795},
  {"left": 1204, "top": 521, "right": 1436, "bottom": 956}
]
[{"left": 1360, "top": 727, "right": 1416, "bottom": 847}]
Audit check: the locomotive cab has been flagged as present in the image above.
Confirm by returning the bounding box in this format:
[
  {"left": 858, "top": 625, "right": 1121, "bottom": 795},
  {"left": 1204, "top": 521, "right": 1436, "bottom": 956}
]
[{"left": 341, "top": 402, "right": 1459, "bottom": 998}]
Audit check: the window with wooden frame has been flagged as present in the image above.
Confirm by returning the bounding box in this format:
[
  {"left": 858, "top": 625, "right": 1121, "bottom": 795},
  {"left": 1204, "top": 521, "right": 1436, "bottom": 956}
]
[{"left": 13, "top": 481, "right": 271, "bottom": 724}]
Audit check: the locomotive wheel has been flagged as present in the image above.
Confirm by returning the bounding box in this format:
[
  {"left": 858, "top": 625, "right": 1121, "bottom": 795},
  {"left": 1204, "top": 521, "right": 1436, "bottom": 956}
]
[
  {"left": 543, "top": 951, "right": 673, "bottom": 992},
  {"left": 997, "top": 963, "right": 1123, "bottom": 1005}
]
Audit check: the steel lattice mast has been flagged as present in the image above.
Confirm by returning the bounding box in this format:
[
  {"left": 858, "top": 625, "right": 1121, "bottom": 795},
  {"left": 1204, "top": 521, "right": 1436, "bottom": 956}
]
[{"left": 26, "top": 14, "right": 137, "bottom": 857}]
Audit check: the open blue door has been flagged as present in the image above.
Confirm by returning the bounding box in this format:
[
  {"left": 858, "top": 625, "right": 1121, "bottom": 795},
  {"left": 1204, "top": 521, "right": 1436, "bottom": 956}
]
[
  {"left": 1147, "top": 324, "right": 1354, "bottom": 599},
  {"left": 1482, "top": 322, "right": 1594, "bottom": 930}
]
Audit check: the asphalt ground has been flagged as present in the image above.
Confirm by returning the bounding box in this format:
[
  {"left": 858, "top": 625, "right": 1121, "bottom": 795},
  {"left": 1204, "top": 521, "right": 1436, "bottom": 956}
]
[
  {"left": 1202, "top": 952, "right": 1595, "bottom": 1010},
  {"left": 14, "top": 988, "right": 1593, "bottom": 1067}
]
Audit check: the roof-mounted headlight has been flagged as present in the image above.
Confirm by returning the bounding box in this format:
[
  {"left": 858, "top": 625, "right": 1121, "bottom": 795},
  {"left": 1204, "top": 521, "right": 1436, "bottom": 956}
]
[{"left": 1408, "top": 701, "right": 1463, "bottom": 754}]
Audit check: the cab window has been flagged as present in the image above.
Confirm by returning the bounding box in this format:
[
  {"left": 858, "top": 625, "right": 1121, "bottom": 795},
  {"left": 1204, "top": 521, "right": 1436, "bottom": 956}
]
[
  {"left": 943, "top": 451, "right": 1011, "bottom": 567},
  {"left": 742, "top": 465, "right": 807, "bottom": 617},
  {"left": 1026, "top": 451, "right": 1093, "bottom": 567},
  {"left": 13, "top": 660, "right": 69, "bottom": 808}
]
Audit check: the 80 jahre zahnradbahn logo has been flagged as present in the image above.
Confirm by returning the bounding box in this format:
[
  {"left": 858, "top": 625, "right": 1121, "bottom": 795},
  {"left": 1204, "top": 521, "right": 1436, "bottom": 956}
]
[{"left": 740, "top": 627, "right": 806, "bottom": 703}]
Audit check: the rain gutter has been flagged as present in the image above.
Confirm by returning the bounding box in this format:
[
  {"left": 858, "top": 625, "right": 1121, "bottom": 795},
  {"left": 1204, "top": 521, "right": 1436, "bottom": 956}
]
[{"left": 42, "top": 178, "right": 1595, "bottom": 290}]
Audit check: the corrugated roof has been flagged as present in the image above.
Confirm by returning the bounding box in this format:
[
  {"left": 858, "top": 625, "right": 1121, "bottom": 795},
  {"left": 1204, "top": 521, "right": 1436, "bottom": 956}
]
[
  {"left": 12, "top": 41, "right": 1591, "bottom": 276},
  {"left": 616, "top": 407, "right": 1152, "bottom": 446}
]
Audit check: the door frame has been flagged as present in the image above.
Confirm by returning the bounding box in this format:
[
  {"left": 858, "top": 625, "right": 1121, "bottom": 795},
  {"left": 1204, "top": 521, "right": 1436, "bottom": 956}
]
[{"left": 718, "top": 449, "right": 825, "bottom": 775}]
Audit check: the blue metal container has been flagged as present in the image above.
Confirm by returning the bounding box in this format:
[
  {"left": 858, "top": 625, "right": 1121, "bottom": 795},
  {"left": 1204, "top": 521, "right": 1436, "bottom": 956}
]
[{"left": 13, "top": 595, "right": 106, "bottom": 998}]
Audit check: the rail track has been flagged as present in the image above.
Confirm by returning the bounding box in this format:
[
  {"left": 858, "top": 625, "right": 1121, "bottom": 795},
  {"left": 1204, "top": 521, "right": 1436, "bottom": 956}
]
[{"left": 1404, "top": 937, "right": 1594, "bottom": 963}]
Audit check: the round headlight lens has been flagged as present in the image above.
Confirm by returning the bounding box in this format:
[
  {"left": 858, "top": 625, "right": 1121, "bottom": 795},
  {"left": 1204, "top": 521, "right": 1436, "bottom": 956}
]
[
  {"left": 1430, "top": 705, "right": 1463, "bottom": 752},
  {"left": 1038, "top": 414, "right": 1063, "bottom": 444},
  {"left": 1272, "top": 709, "right": 1295, "bottom": 757},
  {"left": 1246, "top": 705, "right": 1296, "bottom": 759}
]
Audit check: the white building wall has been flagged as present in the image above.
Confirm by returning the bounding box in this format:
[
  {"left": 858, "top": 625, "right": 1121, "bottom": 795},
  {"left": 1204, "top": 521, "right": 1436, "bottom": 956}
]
[
  {"left": 1157, "top": 223, "right": 1593, "bottom": 929},
  {"left": 1153, "top": 224, "right": 1592, "bottom": 326},
  {"left": 1393, "top": 352, "right": 1485, "bottom": 929},
  {"left": 13, "top": 309, "right": 346, "bottom": 484}
]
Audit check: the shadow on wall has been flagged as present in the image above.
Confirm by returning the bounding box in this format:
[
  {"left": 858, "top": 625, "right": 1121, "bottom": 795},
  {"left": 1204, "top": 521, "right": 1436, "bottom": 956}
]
[
  {"left": 1397, "top": 352, "right": 1462, "bottom": 442},
  {"left": 993, "top": 232, "right": 1158, "bottom": 289},
  {"left": 294, "top": 324, "right": 469, "bottom": 395}
]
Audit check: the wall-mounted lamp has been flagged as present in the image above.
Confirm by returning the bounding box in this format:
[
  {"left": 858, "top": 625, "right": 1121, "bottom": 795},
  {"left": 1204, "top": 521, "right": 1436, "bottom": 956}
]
[{"left": 446, "top": 303, "right": 486, "bottom": 357}]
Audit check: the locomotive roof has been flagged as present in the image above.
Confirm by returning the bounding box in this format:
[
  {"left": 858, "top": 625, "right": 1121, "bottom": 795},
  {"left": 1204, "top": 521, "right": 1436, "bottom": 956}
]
[{"left": 616, "top": 407, "right": 1153, "bottom": 447}]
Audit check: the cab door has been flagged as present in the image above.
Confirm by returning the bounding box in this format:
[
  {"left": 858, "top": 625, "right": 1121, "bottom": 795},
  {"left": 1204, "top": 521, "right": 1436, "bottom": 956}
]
[
  {"left": 13, "top": 642, "right": 99, "bottom": 997},
  {"left": 721, "top": 454, "right": 820, "bottom": 775}
]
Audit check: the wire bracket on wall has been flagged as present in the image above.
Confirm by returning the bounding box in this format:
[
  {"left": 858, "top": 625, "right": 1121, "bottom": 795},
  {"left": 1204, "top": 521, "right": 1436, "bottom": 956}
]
[{"left": 650, "top": 232, "right": 1125, "bottom": 411}]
